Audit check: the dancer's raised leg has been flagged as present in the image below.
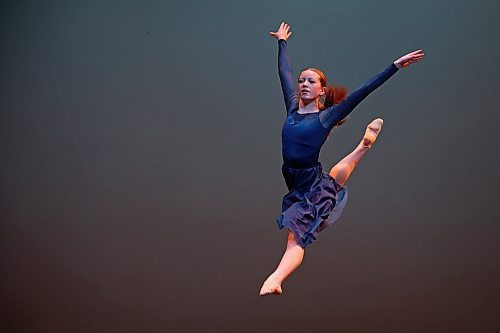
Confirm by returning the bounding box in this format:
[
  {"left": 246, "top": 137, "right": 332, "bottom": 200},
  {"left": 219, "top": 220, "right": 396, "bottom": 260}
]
[
  {"left": 260, "top": 119, "right": 383, "bottom": 296},
  {"left": 259, "top": 231, "right": 304, "bottom": 296},
  {"left": 329, "top": 118, "right": 384, "bottom": 186}
]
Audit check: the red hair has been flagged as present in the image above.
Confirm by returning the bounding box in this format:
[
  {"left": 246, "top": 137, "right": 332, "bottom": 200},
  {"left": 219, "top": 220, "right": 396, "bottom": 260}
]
[{"left": 306, "top": 68, "right": 348, "bottom": 125}]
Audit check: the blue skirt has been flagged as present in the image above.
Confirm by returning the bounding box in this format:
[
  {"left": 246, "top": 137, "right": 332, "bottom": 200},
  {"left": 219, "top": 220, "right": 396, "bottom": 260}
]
[{"left": 277, "top": 163, "right": 348, "bottom": 248}]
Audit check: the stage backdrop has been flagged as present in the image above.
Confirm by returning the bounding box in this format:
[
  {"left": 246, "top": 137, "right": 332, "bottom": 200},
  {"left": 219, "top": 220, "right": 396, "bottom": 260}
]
[{"left": 1, "top": 0, "right": 499, "bottom": 332}]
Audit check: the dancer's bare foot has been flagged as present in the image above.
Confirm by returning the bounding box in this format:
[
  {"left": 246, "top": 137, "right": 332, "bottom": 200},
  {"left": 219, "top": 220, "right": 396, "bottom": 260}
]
[
  {"left": 259, "top": 277, "right": 283, "bottom": 296},
  {"left": 362, "top": 118, "right": 384, "bottom": 148}
]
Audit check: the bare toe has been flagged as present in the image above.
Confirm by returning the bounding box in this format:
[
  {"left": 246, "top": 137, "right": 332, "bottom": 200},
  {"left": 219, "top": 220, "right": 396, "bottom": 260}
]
[{"left": 259, "top": 280, "right": 283, "bottom": 296}]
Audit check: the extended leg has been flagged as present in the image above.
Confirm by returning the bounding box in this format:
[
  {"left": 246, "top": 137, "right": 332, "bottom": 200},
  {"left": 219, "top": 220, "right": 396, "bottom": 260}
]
[
  {"left": 329, "top": 118, "right": 383, "bottom": 186},
  {"left": 259, "top": 231, "right": 304, "bottom": 296}
]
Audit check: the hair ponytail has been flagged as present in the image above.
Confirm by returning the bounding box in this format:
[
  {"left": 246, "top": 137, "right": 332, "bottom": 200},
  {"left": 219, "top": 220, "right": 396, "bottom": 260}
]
[
  {"left": 322, "top": 85, "right": 348, "bottom": 126},
  {"left": 307, "top": 68, "right": 349, "bottom": 126},
  {"left": 322, "top": 85, "right": 347, "bottom": 109}
]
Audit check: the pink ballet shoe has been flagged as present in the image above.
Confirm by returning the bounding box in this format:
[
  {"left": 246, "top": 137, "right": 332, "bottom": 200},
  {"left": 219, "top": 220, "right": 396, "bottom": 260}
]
[{"left": 362, "top": 118, "right": 384, "bottom": 148}]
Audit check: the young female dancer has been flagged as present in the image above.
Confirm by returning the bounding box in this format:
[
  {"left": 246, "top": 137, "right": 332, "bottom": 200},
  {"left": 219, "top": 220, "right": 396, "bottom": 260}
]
[{"left": 260, "top": 22, "right": 424, "bottom": 296}]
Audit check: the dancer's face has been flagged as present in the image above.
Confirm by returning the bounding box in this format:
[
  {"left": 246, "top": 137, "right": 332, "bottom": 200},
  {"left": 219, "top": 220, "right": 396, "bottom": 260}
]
[{"left": 298, "top": 70, "right": 325, "bottom": 101}]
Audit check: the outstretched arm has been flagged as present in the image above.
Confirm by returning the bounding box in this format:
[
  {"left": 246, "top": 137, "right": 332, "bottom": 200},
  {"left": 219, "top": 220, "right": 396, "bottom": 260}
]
[
  {"left": 321, "top": 49, "right": 425, "bottom": 129},
  {"left": 394, "top": 49, "right": 425, "bottom": 68},
  {"left": 270, "top": 22, "right": 296, "bottom": 113}
]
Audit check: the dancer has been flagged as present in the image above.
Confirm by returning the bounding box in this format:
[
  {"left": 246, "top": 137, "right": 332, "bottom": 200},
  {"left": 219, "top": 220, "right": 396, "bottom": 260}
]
[{"left": 260, "top": 22, "right": 424, "bottom": 296}]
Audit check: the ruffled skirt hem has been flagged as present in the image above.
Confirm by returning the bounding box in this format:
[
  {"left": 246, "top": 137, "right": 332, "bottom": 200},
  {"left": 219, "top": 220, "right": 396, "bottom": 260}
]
[{"left": 277, "top": 163, "right": 348, "bottom": 248}]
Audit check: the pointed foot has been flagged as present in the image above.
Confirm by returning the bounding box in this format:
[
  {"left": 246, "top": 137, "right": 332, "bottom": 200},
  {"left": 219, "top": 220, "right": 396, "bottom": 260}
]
[
  {"left": 259, "top": 279, "right": 283, "bottom": 296},
  {"left": 362, "top": 118, "right": 384, "bottom": 148}
]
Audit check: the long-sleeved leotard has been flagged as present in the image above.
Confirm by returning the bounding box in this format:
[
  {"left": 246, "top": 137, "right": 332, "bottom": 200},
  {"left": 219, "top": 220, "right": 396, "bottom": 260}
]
[{"left": 278, "top": 39, "right": 399, "bottom": 168}]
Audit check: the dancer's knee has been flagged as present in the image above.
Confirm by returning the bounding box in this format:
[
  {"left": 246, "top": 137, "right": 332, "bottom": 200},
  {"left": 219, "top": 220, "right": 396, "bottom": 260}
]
[
  {"left": 329, "top": 164, "right": 348, "bottom": 186},
  {"left": 287, "top": 231, "right": 298, "bottom": 245}
]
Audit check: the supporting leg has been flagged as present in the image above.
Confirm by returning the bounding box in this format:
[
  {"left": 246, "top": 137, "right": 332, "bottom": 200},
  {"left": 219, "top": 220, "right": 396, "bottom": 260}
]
[
  {"left": 259, "top": 231, "right": 304, "bottom": 296},
  {"left": 329, "top": 118, "right": 383, "bottom": 186},
  {"left": 260, "top": 119, "right": 383, "bottom": 295}
]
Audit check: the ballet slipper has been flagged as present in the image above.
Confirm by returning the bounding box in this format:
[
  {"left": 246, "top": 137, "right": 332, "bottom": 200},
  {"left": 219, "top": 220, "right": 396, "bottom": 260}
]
[{"left": 362, "top": 118, "right": 384, "bottom": 148}]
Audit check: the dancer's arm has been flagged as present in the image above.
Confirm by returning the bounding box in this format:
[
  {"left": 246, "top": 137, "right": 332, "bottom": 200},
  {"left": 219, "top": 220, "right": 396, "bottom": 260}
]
[
  {"left": 270, "top": 22, "right": 297, "bottom": 114},
  {"left": 321, "top": 49, "right": 425, "bottom": 129}
]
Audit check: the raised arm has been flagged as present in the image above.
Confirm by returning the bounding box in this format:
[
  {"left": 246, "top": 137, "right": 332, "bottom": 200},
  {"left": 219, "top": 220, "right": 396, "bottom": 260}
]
[
  {"left": 320, "top": 49, "right": 425, "bottom": 130},
  {"left": 270, "top": 22, "right": 297, "bottom": 113}
]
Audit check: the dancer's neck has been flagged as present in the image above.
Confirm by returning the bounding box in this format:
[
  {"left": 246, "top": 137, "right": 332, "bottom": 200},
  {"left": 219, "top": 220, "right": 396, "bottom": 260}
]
[{"left": 298, "top": 99, "right": 320, "bottom": 114}]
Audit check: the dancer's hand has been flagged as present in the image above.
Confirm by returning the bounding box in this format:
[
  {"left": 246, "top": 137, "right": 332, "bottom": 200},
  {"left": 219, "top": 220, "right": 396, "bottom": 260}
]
[
  {"left": 269, "top": 22, "right": 292, "bottom": 41},
  {"left": 394, "top": 49, "right": 425, "bottom": 68}
]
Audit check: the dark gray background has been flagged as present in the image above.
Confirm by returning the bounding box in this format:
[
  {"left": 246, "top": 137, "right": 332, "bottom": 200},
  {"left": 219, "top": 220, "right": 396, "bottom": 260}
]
[{"left": 1, "top": 0, "right": 499, "bottom": 332}]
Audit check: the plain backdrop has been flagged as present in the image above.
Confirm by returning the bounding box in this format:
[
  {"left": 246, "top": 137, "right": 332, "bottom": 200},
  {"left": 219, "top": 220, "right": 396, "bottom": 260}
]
[{"left": 1, "top": 0, "right": 499, "bottom": 332}]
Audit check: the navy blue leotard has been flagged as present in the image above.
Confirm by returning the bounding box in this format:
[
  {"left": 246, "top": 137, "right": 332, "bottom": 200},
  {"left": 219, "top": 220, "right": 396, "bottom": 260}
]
[
  {"left": 276, "top": 39, "right": 399, "bottom": 248},
  {"left": 278, "top": 39, "right": 398, "bottom": 168}
]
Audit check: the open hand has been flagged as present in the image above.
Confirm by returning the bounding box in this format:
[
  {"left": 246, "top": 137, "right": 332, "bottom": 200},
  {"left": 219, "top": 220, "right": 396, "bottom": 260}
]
[
  {"left": 269, "top": 22, "right": 292, "bottom": 41},
  {"left": 394, "top": 49, "right": 425, "bottom": 68}
]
